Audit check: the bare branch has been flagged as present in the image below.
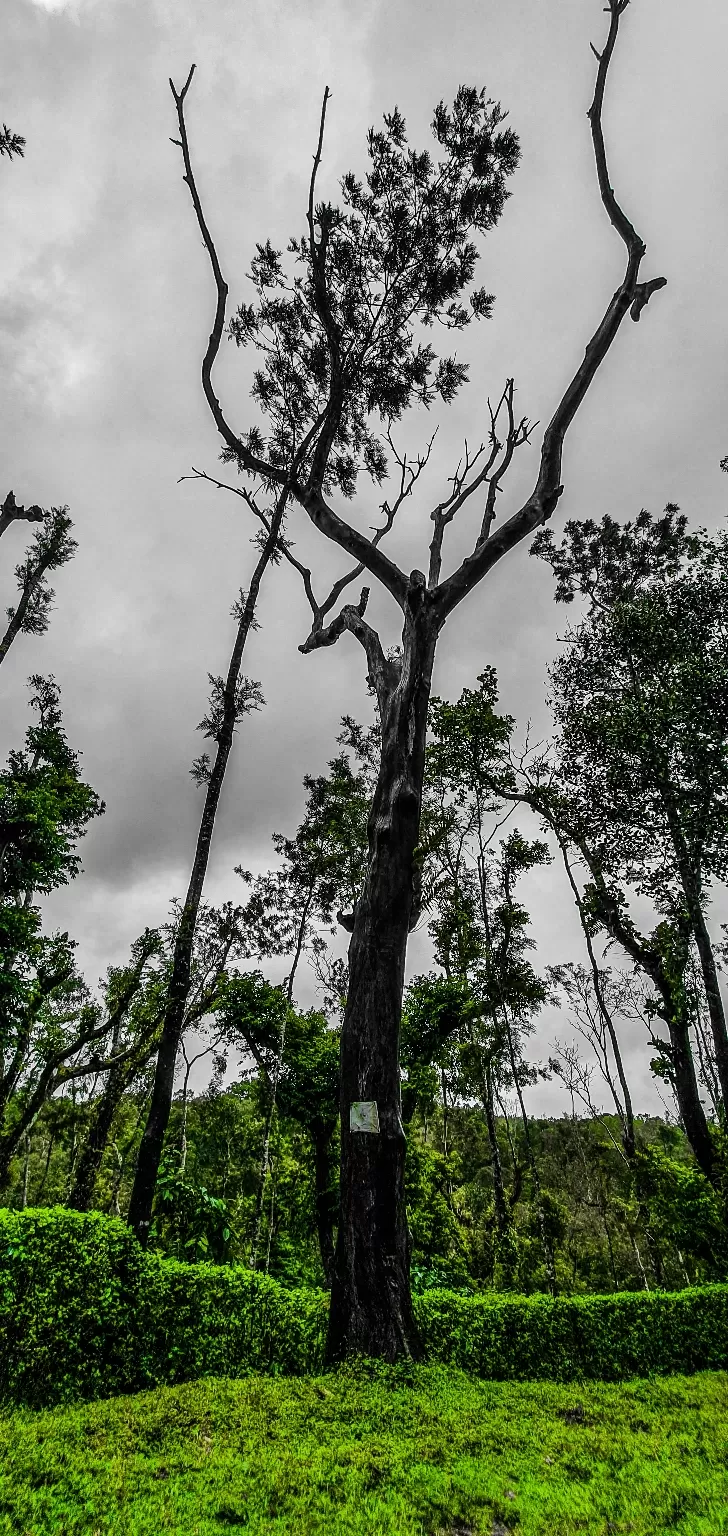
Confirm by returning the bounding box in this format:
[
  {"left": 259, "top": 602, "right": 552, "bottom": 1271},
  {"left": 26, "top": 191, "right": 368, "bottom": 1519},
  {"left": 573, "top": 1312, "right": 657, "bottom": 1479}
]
[
  {"left": 169, "top": 67, "right": 285, "bottom": 488},
  {"left": 182, "top": 444, "right": 423, "bottom": 641},
  {"left": 427, "top": 381, "right": 535, "bottom": 587},
  {"left": 476, "top": 387, "right": 536, "bottom": 546},
  {"left": 298, "top": 587, "right": 395, "bottom": 713},
  {"left": 308, "top": 88, "right": 331, "bottom": 258},
  {"left": 433, "top": 0, "right": 666, "bottom": 624}
]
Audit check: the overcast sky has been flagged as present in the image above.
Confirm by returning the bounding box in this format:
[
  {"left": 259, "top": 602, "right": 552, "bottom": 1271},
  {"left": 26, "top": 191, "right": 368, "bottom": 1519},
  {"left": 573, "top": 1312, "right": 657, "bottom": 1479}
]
[{"left": 2, "top": 0, "right": 727, "bottom": 1116}]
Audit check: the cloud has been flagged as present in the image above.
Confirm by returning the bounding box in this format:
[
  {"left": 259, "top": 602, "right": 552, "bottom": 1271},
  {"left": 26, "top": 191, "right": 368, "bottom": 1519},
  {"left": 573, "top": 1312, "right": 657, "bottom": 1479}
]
[{"left": 22, "top": 0, "right": 93, "bottom": 12}]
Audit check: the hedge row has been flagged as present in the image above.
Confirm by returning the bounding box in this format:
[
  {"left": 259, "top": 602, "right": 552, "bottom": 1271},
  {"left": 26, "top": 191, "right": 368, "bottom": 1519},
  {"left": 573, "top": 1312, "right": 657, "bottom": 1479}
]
[
  {"left": 0, "top": 1208, "right": 327, "bottom": 1407},
  {"left": 1, "top": 1209, "right": 726, "bottom": 1407},
  {"left": 416, "top": 1285, "right": 728, "bottom": 1382}
]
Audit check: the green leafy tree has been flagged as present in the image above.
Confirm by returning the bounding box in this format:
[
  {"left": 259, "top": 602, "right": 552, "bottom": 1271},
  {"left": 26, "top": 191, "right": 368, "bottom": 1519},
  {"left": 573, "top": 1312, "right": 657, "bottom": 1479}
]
[
  {"left": 169, "top": 1, "right": 665, "bottom": 1356},
  {"left": 526, "top": 510, "right": 728, "bottom": 1185},
  {"left": 238, "top": 746, "right": 371, "bottom": 995},
  {"left": 214, "top": 969, "right": 293, "bottom": 1266},
  {"left": 67, "top": 901, "right": 246, "bottom": 1213},
  {"left": 0, "top": 677, "right": 109, "bottom": 1182}
]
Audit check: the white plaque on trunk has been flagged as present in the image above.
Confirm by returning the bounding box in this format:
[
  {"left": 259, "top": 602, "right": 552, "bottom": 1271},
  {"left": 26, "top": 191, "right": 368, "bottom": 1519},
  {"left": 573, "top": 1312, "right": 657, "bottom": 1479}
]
[{"left": 350, "top": 1100, "right": 380, "bottom": 1134}]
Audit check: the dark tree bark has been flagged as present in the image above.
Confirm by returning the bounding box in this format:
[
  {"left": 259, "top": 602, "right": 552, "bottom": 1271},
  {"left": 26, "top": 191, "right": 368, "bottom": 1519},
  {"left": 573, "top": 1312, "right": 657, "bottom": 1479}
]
[
  {"left": 0, "top": 490, "right": 43, "bottom": 542},
  {"left": 326, "top": 589, "right": 435, "bottom": 1362},
  {"left": 127, "top": 497, "right": 286, "bottom": 1246}
]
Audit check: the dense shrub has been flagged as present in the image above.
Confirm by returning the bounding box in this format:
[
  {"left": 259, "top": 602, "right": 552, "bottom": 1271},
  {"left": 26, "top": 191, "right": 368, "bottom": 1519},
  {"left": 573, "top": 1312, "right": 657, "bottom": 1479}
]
[
  {"left": 0, "top": 1209, "right": 726, "bottom": 1407},
  {"left": 0, "top": 1206, "right": 147, "bottom": 1406},
  {"left": 0, "top": 1209, "right": 327, "bottom": 1407},
  {"left": 416, "top": 1285, "right": 728, "bottom": 1381}
]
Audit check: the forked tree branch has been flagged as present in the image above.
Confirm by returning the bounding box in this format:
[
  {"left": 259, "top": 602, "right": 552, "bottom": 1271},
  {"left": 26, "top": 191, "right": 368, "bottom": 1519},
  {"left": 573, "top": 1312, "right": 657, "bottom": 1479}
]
[
  {"left": 298, "top": 588, "right": 397, "bottom": 716},
  {"left": 174, "top": 0, "right": 665, "bottom": 659},
  {"left": 193, "top": 471, "right": 395, "bottom": 709},
  {"left": 432, "top": 0, "right": 666, "bottom": 625},
  {"left": 181, "top": 430, "right": 433, "bottom": 651},
  {"left": 427, "top": 381, "right": 535, "bottom": 587}
]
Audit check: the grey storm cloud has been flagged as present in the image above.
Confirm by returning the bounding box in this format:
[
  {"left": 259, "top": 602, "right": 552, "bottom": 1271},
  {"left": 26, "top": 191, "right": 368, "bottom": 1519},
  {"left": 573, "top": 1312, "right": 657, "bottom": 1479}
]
[{"left": 2, "top": 0, "right": 728, "bottom": 1112}]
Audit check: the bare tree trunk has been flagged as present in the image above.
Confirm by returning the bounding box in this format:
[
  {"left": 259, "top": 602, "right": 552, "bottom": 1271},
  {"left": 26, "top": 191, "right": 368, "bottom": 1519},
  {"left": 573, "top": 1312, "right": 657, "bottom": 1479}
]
[
  {"left": 127, "top": 496, "right": 286, "bottom": 1246},
  {"left": 250, "top": 1098, "right": 277, "bottom": 1270},
  {"left": 109, "top": 1141, "right": 124, "bottom": 1217},
  {"left": 440, "top": 1068, "right": 453, "bottom": 1201},
  {"left": 36, "top": 1132, "right": 55, "bottom": 1204},
  {"left": 326, "top": 609, "right": 434, "bottom": 1364}
]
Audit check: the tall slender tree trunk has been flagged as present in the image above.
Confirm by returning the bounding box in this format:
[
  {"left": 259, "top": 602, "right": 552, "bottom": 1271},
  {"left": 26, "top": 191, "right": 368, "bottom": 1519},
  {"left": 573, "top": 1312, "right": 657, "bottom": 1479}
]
[
  {"left": 481, "top": 1059, "right": 508, "bottom": 1240},
  {"left": 68, "top": 1063, "right": 127, "bottom": 1211},
  {"left": 563, "top": 838, "right": 719, "bottom": 1190},
  {"left": 69, "top": 1003, "right": 157, "bottom": 1212},
  {"left": 326, "top": 604, "right": 436, "bottom": 1364},
  {"left": 127, "top": 497, "right": 285, "bottom": 1246},
  {"left": 626, "top": 652, "right": 728, "bottom": 1123},
  {"left": 312, "top": 1121, "right": 337, "bottom": 1287},
  {"left": 250, "top": 892, "right": 309, "bottom": 1268},
  {"left": 20, "top": 1131, "right": 30, "bottom": 1208},
  {"left": 501, "top": 1004, "right": 557, "bottom": 1295},
  {"left": 686, "top": 901, "right": 728, "bottom": 1122},
  {"left": 557, "top": 837, "right": 636, "bottom": 1160}
]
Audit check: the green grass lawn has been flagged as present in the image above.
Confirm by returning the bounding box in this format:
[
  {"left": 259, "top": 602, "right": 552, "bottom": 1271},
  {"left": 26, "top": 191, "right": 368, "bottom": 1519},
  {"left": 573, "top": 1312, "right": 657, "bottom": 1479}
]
[{"left": 0, "top": 1364, "right": 726, "bottom": 1535}]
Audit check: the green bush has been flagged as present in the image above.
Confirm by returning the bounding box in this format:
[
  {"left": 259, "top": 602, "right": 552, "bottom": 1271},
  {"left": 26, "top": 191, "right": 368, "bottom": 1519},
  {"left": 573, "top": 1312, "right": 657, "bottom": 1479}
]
[
  {"left": 0, "top": 1209, "right": 726, "bottom": 1409},
  {"left": 415, "top": 1284, "right": 728, "bottom": 1380},
  {"left": 0, "top": 1206, "right": 147, "bottom": 1407},
  {"left": 0, "top": 1208, "right": 327, "bottom": 1407}
]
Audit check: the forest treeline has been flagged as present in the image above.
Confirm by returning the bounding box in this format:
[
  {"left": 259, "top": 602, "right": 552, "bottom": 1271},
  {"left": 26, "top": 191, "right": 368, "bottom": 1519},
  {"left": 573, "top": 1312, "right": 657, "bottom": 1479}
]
[{"left": 2, "top": 500, "right": 728, "bottom": 1300}]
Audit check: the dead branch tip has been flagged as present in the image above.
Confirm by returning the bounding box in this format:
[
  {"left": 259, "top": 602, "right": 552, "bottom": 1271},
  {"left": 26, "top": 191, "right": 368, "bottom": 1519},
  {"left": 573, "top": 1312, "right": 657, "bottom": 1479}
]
[{"left": 170, "top": 63, "right": 196, "bottom": 104}]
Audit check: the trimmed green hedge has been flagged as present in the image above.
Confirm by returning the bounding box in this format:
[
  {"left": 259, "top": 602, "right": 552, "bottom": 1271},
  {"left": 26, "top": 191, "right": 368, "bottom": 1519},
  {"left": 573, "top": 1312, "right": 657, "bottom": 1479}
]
[
  {"left": 0, "top": 1208, "right": 726, "bottom": 1407},
  {"left": 416, "top": 1284, "right": 728, "bottom": 1381},
  {"left": 0, "top": 1209, "right": 327, "bottom": 1407}
]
